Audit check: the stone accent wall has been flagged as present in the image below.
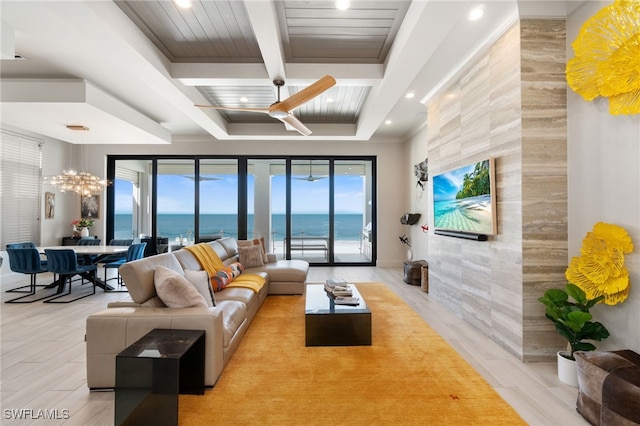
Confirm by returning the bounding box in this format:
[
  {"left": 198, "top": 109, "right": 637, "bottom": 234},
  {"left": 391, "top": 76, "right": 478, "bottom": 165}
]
[
  {"left": 426, "top": 20, "right": 567, "bottom": 360},
  {"left": 520, "top": 19, "right": 568, "bottom": 360}
]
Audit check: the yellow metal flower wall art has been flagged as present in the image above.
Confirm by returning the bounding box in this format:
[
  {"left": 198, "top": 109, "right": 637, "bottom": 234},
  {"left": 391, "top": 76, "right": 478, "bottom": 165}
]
[
  {"left": 566, "top": 0, "right": 640, "bottom": 115},
  {"left": 566, "top": 222, "right": 634, "bottom": 305}
]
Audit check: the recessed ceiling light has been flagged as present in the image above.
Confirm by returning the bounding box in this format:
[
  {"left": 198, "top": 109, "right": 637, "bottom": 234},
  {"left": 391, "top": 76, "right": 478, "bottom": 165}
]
[
  {"left": 335, "top": 0, "right": 350, "bottom": 10},
  {"left": 240, "top": 96, "right": 248, "bottom": 103},
  {"left": 468, "top": 6, "right": 484, "bottom": 21},
  {"left": 405, "top": 92, "right": 415, "bottom": 99},
  {"left": 385, "top": 120, "right": 392, "bottom": 125},
  {"left": 326, "top": 97, "right": 335, "bottom": 103},
  {"left": 174, "top": 0, "right": 192, "bottom": 9}
]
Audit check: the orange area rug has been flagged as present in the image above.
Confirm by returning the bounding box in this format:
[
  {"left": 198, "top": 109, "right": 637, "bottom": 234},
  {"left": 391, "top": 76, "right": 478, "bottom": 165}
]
[{"left": 179, "top": 283, "right": 525, "bottom": 425}]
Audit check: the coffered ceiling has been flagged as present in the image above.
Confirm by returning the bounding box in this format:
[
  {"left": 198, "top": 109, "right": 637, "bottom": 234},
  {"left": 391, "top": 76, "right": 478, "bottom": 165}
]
[{"left": 0, "top": 0, "right": 584, "bottom": 144}]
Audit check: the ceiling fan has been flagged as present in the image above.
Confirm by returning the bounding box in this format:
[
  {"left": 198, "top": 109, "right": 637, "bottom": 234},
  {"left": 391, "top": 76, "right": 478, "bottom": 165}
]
[
  {"left": 295, "top": 160, "right": 327, "bottom": 182},
  {"left": 181, "top": 175, "right": 222, "bottom": 181},
  {"left": 195, "top": 75, "right": 336, "bottom": 136}
]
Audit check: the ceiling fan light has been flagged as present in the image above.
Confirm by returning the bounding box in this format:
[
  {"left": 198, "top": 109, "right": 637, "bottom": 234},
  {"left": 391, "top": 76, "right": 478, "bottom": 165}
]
[
  {"left": 174, "top": 0, "right": 192, "bottom": 9},
  {"left": 269, "top": 110, "right": 290, "bottom": 119},
  {"left": 335, "top": 0, "right": 350, "bottom": 10}
]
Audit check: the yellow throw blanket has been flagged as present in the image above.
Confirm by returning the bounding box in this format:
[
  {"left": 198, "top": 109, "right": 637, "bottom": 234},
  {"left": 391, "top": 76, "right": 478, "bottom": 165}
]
[
  {"left": 185, "top": 243, "right": 225, "bottom": 276},
  {"left": 227, "top": 276, "right": 265, "bottom": 293},
  {"left": 184, "top": 243, "right": 266, "bottom": 293}
]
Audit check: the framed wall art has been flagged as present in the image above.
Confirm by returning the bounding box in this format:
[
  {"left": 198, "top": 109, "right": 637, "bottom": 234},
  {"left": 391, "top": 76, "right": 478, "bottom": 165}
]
[
  {"left": 81, "top": 195, "right": 100, "bottom": 219},
  {"left": 45, "top": 192, "right": 55, "bottom": 219}
]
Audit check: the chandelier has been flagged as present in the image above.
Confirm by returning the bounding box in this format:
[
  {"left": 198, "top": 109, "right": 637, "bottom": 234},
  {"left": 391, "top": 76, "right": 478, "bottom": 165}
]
[{"left": 44, "top": 170, "right": 111, "bottom": 196}]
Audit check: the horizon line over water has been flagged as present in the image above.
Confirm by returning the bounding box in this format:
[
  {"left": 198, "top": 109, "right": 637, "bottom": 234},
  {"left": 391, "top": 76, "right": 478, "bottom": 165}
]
[{"left": 115, "top": 213, "right": 366, "bottom": 241}]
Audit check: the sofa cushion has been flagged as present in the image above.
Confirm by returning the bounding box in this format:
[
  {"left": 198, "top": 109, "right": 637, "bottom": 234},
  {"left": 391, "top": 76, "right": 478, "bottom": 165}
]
[
  {"left": 216, "top": 300, "right": 247, "bottom": 348},
  {"left": 154, "top": 266, "right": 208, "bottom": 308},
  {"left": 185, "top": 269, "right": 216, "bottom": 307},
  {"left": 246, "top": 259, "right": 309, "bottom": 283},
  {"left": 576, "top": 350, "right": 640, "bottom": 425},
  {"left": 120, "top": 253, "right": 185, "bottom": 304},
  {"left": 216, "top": 237, "right": 239, "bottom": 259},
  {"left": 239, "top": 244, "right": 265, "bottom": 268}
]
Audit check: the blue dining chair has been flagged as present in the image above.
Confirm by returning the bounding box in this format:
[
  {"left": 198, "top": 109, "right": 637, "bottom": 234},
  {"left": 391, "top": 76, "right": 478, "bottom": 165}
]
[
  {"left": 43, "top": 249, "right": 97, "bottom": 303},
  {"left": 76, "top": 238, "right": 102, "bottom": 265},
  {"left": 77, "top": 238, "right": 101, "bottom": 246},
  {"left": 103, "top": 242, "right": 146, "bottom": 291},
  {"left": 5, "top": 248, "right": 53, "bottom": 303},
  {"left": 6, "top": 242, "right": 37, "bottom": 249},
  {"left": 99, "top": 239, "right": 133, "bottom": 265},
  {"left": 5, "top": 242, "right": 48, "bottom": 293}
]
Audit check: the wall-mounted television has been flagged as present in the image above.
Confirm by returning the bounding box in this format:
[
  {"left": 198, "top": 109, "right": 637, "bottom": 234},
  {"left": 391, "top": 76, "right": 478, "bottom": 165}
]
[{"left": 432, "top": 158, "right": 496, "bottom": 235}]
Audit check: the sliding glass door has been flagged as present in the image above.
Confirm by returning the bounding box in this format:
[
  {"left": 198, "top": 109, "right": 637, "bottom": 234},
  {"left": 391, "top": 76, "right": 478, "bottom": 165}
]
[
  {"left": 247, "top": 159, "right": 286, "bottom": 254},
  {"left": 107, "top": 155, "right": 375, "bottom": 265},
  {"left": 290, "top": 159, "right": 330, "bottom": 263},
  {"left": 334, "top": 159, "right": 373, "bottom": 263},
  {"left": 199, "top": 159, "right": 238, "bottom": 241},
  {"left": 156, "top": 159, "right": 195, "bottom": 252}
]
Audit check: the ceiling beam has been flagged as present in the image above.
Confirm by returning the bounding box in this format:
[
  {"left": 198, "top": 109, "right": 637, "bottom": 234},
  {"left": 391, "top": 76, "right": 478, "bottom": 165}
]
[{"left": 243, "top": 0, "right": 289, "bottom": 99}]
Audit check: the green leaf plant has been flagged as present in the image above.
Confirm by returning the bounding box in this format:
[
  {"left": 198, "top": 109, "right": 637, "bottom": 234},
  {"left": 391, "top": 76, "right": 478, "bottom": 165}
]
[{"left": 538, "top": 283, "right": 610, "bottom": 360}]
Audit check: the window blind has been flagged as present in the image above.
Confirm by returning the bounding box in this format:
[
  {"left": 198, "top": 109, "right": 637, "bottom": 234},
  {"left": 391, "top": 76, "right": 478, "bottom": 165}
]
[{"left": 0, "top": 130, "right": 43, "bottom": 247}]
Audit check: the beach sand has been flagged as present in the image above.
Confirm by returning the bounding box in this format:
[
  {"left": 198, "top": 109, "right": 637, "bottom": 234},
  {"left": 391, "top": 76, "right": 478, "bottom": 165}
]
[{"left": 434, "top": 194, "right": 493, "bottom": 233}]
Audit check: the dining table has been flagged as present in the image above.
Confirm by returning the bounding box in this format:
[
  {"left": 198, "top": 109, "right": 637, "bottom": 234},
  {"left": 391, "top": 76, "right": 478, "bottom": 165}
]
[{"left": 38, "top": 245, "right": 129, "bottom": 292}]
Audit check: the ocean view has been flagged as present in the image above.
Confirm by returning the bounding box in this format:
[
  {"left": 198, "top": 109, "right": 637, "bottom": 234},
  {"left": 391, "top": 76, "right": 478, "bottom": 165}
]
[{"left": 115, "top": 214, "right": 365, "bottom": 241}]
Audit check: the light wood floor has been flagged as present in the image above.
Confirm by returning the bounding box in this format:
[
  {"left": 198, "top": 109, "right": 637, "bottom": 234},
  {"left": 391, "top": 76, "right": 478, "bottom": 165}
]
[{"left": 0, "top": 266, "right": 588, "bottom": 425}]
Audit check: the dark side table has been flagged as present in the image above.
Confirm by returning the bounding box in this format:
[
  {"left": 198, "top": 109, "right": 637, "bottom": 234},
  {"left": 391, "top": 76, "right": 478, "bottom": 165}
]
[{"left": 115, "top": 329, "right": 205, "bottom": 426}]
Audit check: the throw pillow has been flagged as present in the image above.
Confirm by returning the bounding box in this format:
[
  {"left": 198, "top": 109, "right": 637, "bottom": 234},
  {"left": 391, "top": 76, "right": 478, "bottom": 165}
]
[
  {"left": 210, "top": 262, "right": 245, "bottom": 292},
  {"left": 154, "top": 265, "right": 208, "bottom": 308},
  {"left": 238, "top": 244, "right": 264, "bottom": 268},
  {"left": 210, "top": 271, "right": 230, "bottom": 292},
  {"left": 185, "top": 269, "right": 216, "bottom": 307},
  {"left": 238, "top": 238, "right": 269, "bottom": 263}
]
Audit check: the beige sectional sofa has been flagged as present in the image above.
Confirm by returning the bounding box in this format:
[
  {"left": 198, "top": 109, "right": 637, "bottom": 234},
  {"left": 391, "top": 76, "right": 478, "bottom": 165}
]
[{"left": 85, "top": 237, "right": 309, "bottom": 390}]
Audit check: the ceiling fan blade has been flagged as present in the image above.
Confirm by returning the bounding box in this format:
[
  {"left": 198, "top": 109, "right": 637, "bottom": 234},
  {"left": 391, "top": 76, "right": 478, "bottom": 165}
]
[
  {"left": 294, "top": 175, "right": 325, "bottom": 182},
  {"left": 279, "top": 114, "right": 312, "bottom": 136},
  {"left": 182, "top": 175, "right": 222, "bottom": 181},
  {"left": 272, "top": 75, "right": 336, "bottom": 113},
  {"left": 195, "top": 105, "right": 270, "bottom": 114}
]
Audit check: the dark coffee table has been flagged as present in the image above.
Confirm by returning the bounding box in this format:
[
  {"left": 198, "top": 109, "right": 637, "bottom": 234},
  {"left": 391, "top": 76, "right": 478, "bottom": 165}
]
[{"left": 305, "top": 284, "right": 372, "bottom": 346}]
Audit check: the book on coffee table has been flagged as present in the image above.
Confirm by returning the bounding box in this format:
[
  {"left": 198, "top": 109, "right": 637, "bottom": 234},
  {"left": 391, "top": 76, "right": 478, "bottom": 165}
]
[
  {"left": 333, "top": 296, "right": 360, "bottom": 306},
  {"left": 324, "top": 279, "right": 353, "bottom": 296},
  {"left": 324, "top": 283, "right": 352, "bottom": 297}
]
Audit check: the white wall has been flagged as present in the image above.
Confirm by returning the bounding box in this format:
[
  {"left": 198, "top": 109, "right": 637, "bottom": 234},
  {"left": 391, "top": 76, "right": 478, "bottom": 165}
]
[
  {"left": 40, "top": 138, "right": 79, "bottom": 246},
  {"left": 567, "top": 2, "right": 640, "bottom": 353},
  {"left": 405, "top": 125, "right": 430, "bottom": 262},
  {"left": 79, "top": 138, "right": 408, "bottom": 267}
]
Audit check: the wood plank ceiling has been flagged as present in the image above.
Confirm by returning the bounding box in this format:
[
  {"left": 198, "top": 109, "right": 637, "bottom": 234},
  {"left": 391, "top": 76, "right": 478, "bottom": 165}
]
[{"left": 116, "top": 0, "right": 409, "bottom": 126}]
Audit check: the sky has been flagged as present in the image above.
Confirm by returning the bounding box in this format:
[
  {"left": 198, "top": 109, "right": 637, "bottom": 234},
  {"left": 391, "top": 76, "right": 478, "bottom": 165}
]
[
  {"left": 432, "top": 163, "right": 474, "bottom": 202},
  {"left": 114, "top": 174, "right": 365, "bottom": 214}
]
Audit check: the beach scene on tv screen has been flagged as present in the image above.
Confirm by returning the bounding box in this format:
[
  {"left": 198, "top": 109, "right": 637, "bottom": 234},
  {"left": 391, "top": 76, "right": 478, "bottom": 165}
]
[{"left": 433, "top": 159, "right": 494, "bottom": 234}]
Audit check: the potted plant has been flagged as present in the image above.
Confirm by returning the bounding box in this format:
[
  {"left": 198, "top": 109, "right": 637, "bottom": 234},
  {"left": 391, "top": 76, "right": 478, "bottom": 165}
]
[
  {"left": 72, "top": 218, "right": 94, "bottom": 237},
  {"left": 538, "top": 283, "right": 610, "bottom": 385}
]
